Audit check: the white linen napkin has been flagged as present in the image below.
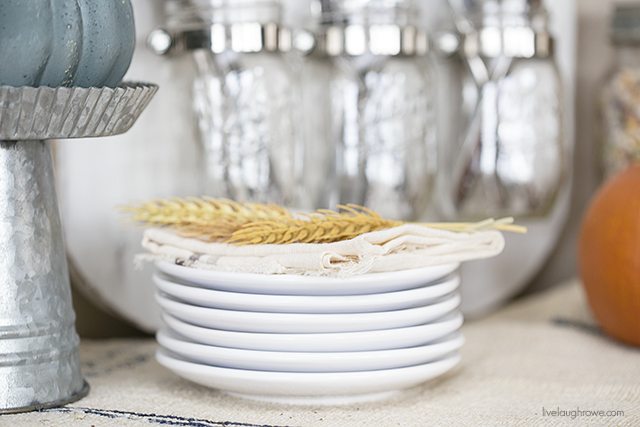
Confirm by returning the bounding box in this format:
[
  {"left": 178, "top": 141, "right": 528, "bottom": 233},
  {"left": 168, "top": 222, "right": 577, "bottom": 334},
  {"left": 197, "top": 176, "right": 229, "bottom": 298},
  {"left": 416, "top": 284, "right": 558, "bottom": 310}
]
[{"left": 139, "top": 224, "right": 505, "bottom": 277}]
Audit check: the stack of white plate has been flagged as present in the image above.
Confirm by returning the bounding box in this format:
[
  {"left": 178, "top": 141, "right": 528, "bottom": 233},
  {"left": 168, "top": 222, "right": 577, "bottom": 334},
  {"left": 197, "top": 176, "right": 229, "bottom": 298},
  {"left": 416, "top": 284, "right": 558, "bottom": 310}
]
[{"left": 154, "top": 261, "right": 464, "bottom": 405}]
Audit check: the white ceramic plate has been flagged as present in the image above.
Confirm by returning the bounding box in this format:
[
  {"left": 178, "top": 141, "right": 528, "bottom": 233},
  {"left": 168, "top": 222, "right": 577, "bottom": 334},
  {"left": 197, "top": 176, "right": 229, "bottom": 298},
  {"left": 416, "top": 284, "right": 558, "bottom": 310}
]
[
  {"left": 156, "top": 292, "right": 461, "bottom": 333},
  {"left": 157, "top": 349, "right": 461, "bottom": 405},
  {"left": 162, "top": 312, "right": 463, "bottom": 352},
  {"left": 154, "top": 274, "right": 460, "bottom": 314},
  {"left": 157, "top": 329, "right": 464, "bottom": 373},
  {"left": 155, "top": 261, "right": 459, "bottom": 296}
]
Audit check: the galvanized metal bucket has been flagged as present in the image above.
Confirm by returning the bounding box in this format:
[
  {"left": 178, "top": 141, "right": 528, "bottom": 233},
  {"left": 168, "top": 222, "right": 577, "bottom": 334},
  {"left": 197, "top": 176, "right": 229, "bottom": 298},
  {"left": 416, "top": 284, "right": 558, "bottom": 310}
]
[{"left": 0, "top": 84, "right": 156, "bottom": 413}]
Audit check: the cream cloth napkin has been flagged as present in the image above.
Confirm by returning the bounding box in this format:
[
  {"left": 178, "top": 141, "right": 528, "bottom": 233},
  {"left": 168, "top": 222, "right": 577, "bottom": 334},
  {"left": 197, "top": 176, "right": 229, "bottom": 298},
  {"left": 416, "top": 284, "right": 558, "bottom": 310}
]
[{"left": 139, "top": 225, "right": 505, "bottom": 276}]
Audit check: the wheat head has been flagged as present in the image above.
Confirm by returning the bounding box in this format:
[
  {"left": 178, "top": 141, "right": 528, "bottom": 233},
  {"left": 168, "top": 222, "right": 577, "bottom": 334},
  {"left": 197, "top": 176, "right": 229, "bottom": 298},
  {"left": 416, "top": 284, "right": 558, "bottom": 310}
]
[
  {"left": 123, "top": 197, "right": 291, "bottom": 228},
  {"left": 125, "top": 198, "right": 526, "bottom": 245},
  {"left": 227, "top": 205, "right": 403, "bottom": 245}
]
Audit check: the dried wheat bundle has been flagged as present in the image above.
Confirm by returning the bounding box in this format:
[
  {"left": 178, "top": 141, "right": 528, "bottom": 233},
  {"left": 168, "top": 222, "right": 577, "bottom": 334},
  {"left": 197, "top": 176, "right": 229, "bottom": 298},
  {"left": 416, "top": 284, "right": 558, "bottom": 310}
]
[
  {"left": 228, "top": 205, "right": 402, "bottom": 245},
  {"left": 123, "top": 197, "right": 291, "bottom": 228},
  {"left": 125, "top": 198, "right": 526, "bottom": 245}
]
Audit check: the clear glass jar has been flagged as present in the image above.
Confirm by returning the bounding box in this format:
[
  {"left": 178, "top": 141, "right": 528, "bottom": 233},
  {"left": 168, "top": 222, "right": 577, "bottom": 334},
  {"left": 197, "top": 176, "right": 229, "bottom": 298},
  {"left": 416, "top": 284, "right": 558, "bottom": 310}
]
[
  {"left": 332, "top": 55, "right": 436, "bottom": 220},
  {"left": 302, "top": 0, "right": 437, "bottom": 220},
  {"left": 164, "top": 0, "right": 299, "bottom": 205},
  {"left": 439, "top": 0, "right": 564, "bottom": 220},
  {"left": 602, "top": 5, "right": 640, "bottom": 178},
  {"left": 295, "top": 53, "right": 335, "bottom": 210}
]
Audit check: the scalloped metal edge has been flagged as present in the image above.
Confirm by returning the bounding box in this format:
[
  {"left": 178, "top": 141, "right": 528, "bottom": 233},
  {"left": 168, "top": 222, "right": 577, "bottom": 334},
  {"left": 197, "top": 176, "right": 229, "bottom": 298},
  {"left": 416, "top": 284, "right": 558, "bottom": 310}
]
[{"left": 0, "top": 82, "right": 158, "bottom": 140}]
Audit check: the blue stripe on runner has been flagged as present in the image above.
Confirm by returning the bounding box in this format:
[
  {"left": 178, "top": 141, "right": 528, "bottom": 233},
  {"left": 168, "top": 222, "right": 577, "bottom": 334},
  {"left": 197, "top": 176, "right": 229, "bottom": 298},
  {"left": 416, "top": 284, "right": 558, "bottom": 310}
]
[{"left": 42, "top": 406, "right": 294, "bottom": 427}]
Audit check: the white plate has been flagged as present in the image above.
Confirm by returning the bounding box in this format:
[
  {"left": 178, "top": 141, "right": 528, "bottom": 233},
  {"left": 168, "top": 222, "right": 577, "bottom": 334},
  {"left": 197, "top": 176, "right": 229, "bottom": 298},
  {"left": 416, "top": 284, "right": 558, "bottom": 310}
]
[
  {"left": 157, "top": 329, "right": 464, "bottom": 373},
  {"left": 163, "top": 312, "right": 463, "bottom": 352},
  {"left": 156, "top": 349, "right": 461, "bottom": 405},
  {"left": 155, "top": 261, "right": 459, "bottom": 296},
  {"left": 154, "top": 274, "right": 460, "bottom": 314},
  {"left": 156, "top": 292, "right": 461, "bottom": 333}
]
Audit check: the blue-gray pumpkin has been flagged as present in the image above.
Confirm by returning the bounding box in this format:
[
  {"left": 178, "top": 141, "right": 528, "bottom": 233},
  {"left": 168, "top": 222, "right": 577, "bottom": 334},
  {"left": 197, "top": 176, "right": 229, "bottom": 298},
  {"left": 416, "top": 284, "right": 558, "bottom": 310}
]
[{"left": 0, "top": 0, "right": 135, "bottom": 88}]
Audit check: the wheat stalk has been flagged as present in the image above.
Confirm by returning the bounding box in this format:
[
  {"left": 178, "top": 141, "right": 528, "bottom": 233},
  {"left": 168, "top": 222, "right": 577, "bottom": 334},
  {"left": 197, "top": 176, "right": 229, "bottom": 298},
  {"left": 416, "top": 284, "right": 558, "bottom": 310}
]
[
  {"left": 122, "top": 197, "right": 291, "bottom": 228},
  {"left": 228, "top": 205, "right": 402, "bottom": 245},
  {"left": 419, "top": 217, "right": 526, "bottom": 234},
  {"left": 125, "top": 198, "right": 526, "bottom": 245}
]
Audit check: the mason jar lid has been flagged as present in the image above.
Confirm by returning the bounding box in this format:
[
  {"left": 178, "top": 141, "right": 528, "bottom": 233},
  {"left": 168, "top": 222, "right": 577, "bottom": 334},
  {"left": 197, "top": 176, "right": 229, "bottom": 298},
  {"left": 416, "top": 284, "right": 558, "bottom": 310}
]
[
  {"left": 462, "top": 0, "right": 547, "bottom": 32},
  {"left": 611, "top": 4, "right": 640, "bottom": 45},
  {"left": 453, "top": 0, "right": 553, "bottom": 59},
  {"left": 150, "top": 0, "right": 290, "bottom": 55},
  {"left": 309, "top": 0, "right": 427, "bottom": 57},
  {"left": 165, "top": 0, "right": 282, "bottom": 30},
  {"left": 314, "top": 0, "right": 418, "bottom": 27}
]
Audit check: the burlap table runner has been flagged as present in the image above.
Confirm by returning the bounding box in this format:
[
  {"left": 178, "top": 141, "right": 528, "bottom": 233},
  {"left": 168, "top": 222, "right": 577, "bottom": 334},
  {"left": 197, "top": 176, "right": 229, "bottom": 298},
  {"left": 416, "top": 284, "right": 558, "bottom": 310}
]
[{"left": 4, "top": 280, "right": 639, "bottom": 426}]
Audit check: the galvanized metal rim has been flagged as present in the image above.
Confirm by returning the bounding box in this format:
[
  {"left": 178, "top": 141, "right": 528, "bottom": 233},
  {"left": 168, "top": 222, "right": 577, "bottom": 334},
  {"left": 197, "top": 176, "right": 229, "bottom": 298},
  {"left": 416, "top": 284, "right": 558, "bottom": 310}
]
[
  {"left": 0, "top": 343, "right": 81, "bottom": 367},
  {"left": 0, "top": 82, "right": 158, "bottom": 141},
  {"left": 0, "top": 380, "right": 89, "bottom": 415}
]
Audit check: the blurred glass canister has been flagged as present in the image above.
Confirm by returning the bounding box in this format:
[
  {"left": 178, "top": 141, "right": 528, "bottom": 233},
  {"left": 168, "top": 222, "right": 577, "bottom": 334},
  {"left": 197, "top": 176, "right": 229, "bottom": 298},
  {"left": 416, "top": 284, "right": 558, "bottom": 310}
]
[
  {"left": 150, "top": 0, "right": 299, "bottom": 205},
  {"left": 440, "top": 0, "right": 564, "bottom": 220},
  {"left": 602, "top": 4, "right": 640, "bottom": 178},
  {"left": 302, "top": 0, "right": 436, "bottom": 220}
]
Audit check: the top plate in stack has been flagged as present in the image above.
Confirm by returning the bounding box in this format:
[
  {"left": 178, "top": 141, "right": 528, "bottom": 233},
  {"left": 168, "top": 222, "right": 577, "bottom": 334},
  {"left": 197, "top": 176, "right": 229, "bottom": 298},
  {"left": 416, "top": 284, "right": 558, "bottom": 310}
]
[
  {"left": 154, "top": 274, "right": 461, "bottom": 313},
  {"left": 155, "top": 261, "right": 459, "bottom": 296}
]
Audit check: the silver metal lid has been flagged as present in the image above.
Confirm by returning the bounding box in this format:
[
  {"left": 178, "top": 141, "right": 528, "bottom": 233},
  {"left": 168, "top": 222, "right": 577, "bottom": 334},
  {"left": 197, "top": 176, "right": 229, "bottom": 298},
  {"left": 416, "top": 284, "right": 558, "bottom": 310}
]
[
  {"left": 315, "top": 0, "right": 418, "bottom": 27},
  {"left": 462, "top": 26, "right": 553, "bottom": 58},
  {"left": 309, "top": 0, "right": 428, "bottom": 57},
  {"left": 166, "top": 0, "right": 282, "bottom": 29},
  {"left": 447, "top": 0, "right": 554, "bottom": 59},
  {"left": 611, "top": 4, "right": 640, "bottom": 45},
  {"left": 312, "top": 24, "right": 428, "bottom": 57},
  {"left": 150, "top": 0, "right": 291, "bottom": 55},
  {"left": 148, "top": 23, "right": 291, "bottom": 55}
]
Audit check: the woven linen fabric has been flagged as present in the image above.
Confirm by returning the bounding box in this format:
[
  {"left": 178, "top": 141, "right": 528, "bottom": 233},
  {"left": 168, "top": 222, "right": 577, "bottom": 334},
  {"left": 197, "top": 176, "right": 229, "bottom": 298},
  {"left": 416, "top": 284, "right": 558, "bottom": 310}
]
[
  {"left": 4, "top": 280, "right": 639, "bottom": 427},
  {"left": 140, "top": 225, "right": 505, "bottom": 276}
]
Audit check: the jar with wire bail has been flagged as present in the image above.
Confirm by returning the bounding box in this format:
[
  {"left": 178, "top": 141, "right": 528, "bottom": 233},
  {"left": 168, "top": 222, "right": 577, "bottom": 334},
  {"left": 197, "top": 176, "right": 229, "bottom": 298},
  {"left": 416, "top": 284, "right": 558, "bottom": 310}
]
[
  {"left": 149, "top": 0, "right": 299, "bottom": 205},
  {"left": 439, "top": 0, "right": 564, "bottom": 220},
  {"left": 300, "top": 0, "right": 436, "bottom": 220}
]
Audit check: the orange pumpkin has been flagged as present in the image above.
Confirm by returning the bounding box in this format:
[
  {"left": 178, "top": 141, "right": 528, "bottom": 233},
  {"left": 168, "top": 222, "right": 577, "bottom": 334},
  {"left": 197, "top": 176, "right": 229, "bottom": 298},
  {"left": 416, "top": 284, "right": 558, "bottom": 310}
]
[{"left": 578, "top": 164, "right": 640, "bottom": 346}]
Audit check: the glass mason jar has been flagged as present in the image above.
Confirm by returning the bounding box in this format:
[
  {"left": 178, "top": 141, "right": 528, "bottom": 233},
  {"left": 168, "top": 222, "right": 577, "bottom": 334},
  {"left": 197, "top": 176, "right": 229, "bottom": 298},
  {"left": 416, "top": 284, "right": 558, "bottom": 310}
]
[
  {"left": 301, "top": 0, "right": 436, "bottom": 220},
  {"left": 602, "top": 5, "right": 640, "bottom": 178},
  {"left": 439, "top": 0, "right": 564, "bottom": 220},
  {"left": 153, "top": 0, "right": 299, "bottom": 205}
]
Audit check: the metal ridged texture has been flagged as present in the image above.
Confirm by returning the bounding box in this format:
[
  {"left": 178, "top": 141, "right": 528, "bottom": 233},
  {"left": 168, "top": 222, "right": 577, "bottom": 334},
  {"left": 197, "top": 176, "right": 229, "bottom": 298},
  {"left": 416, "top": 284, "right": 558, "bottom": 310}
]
[
  {"left": 0, "top": 82, "right": 155, "bottom": 413},
  {"left": 0, "top": 82, "right": 158, "bottom": 140},
  {"left": 0, "top": 141, "right": 86, "bottom": 412}
]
